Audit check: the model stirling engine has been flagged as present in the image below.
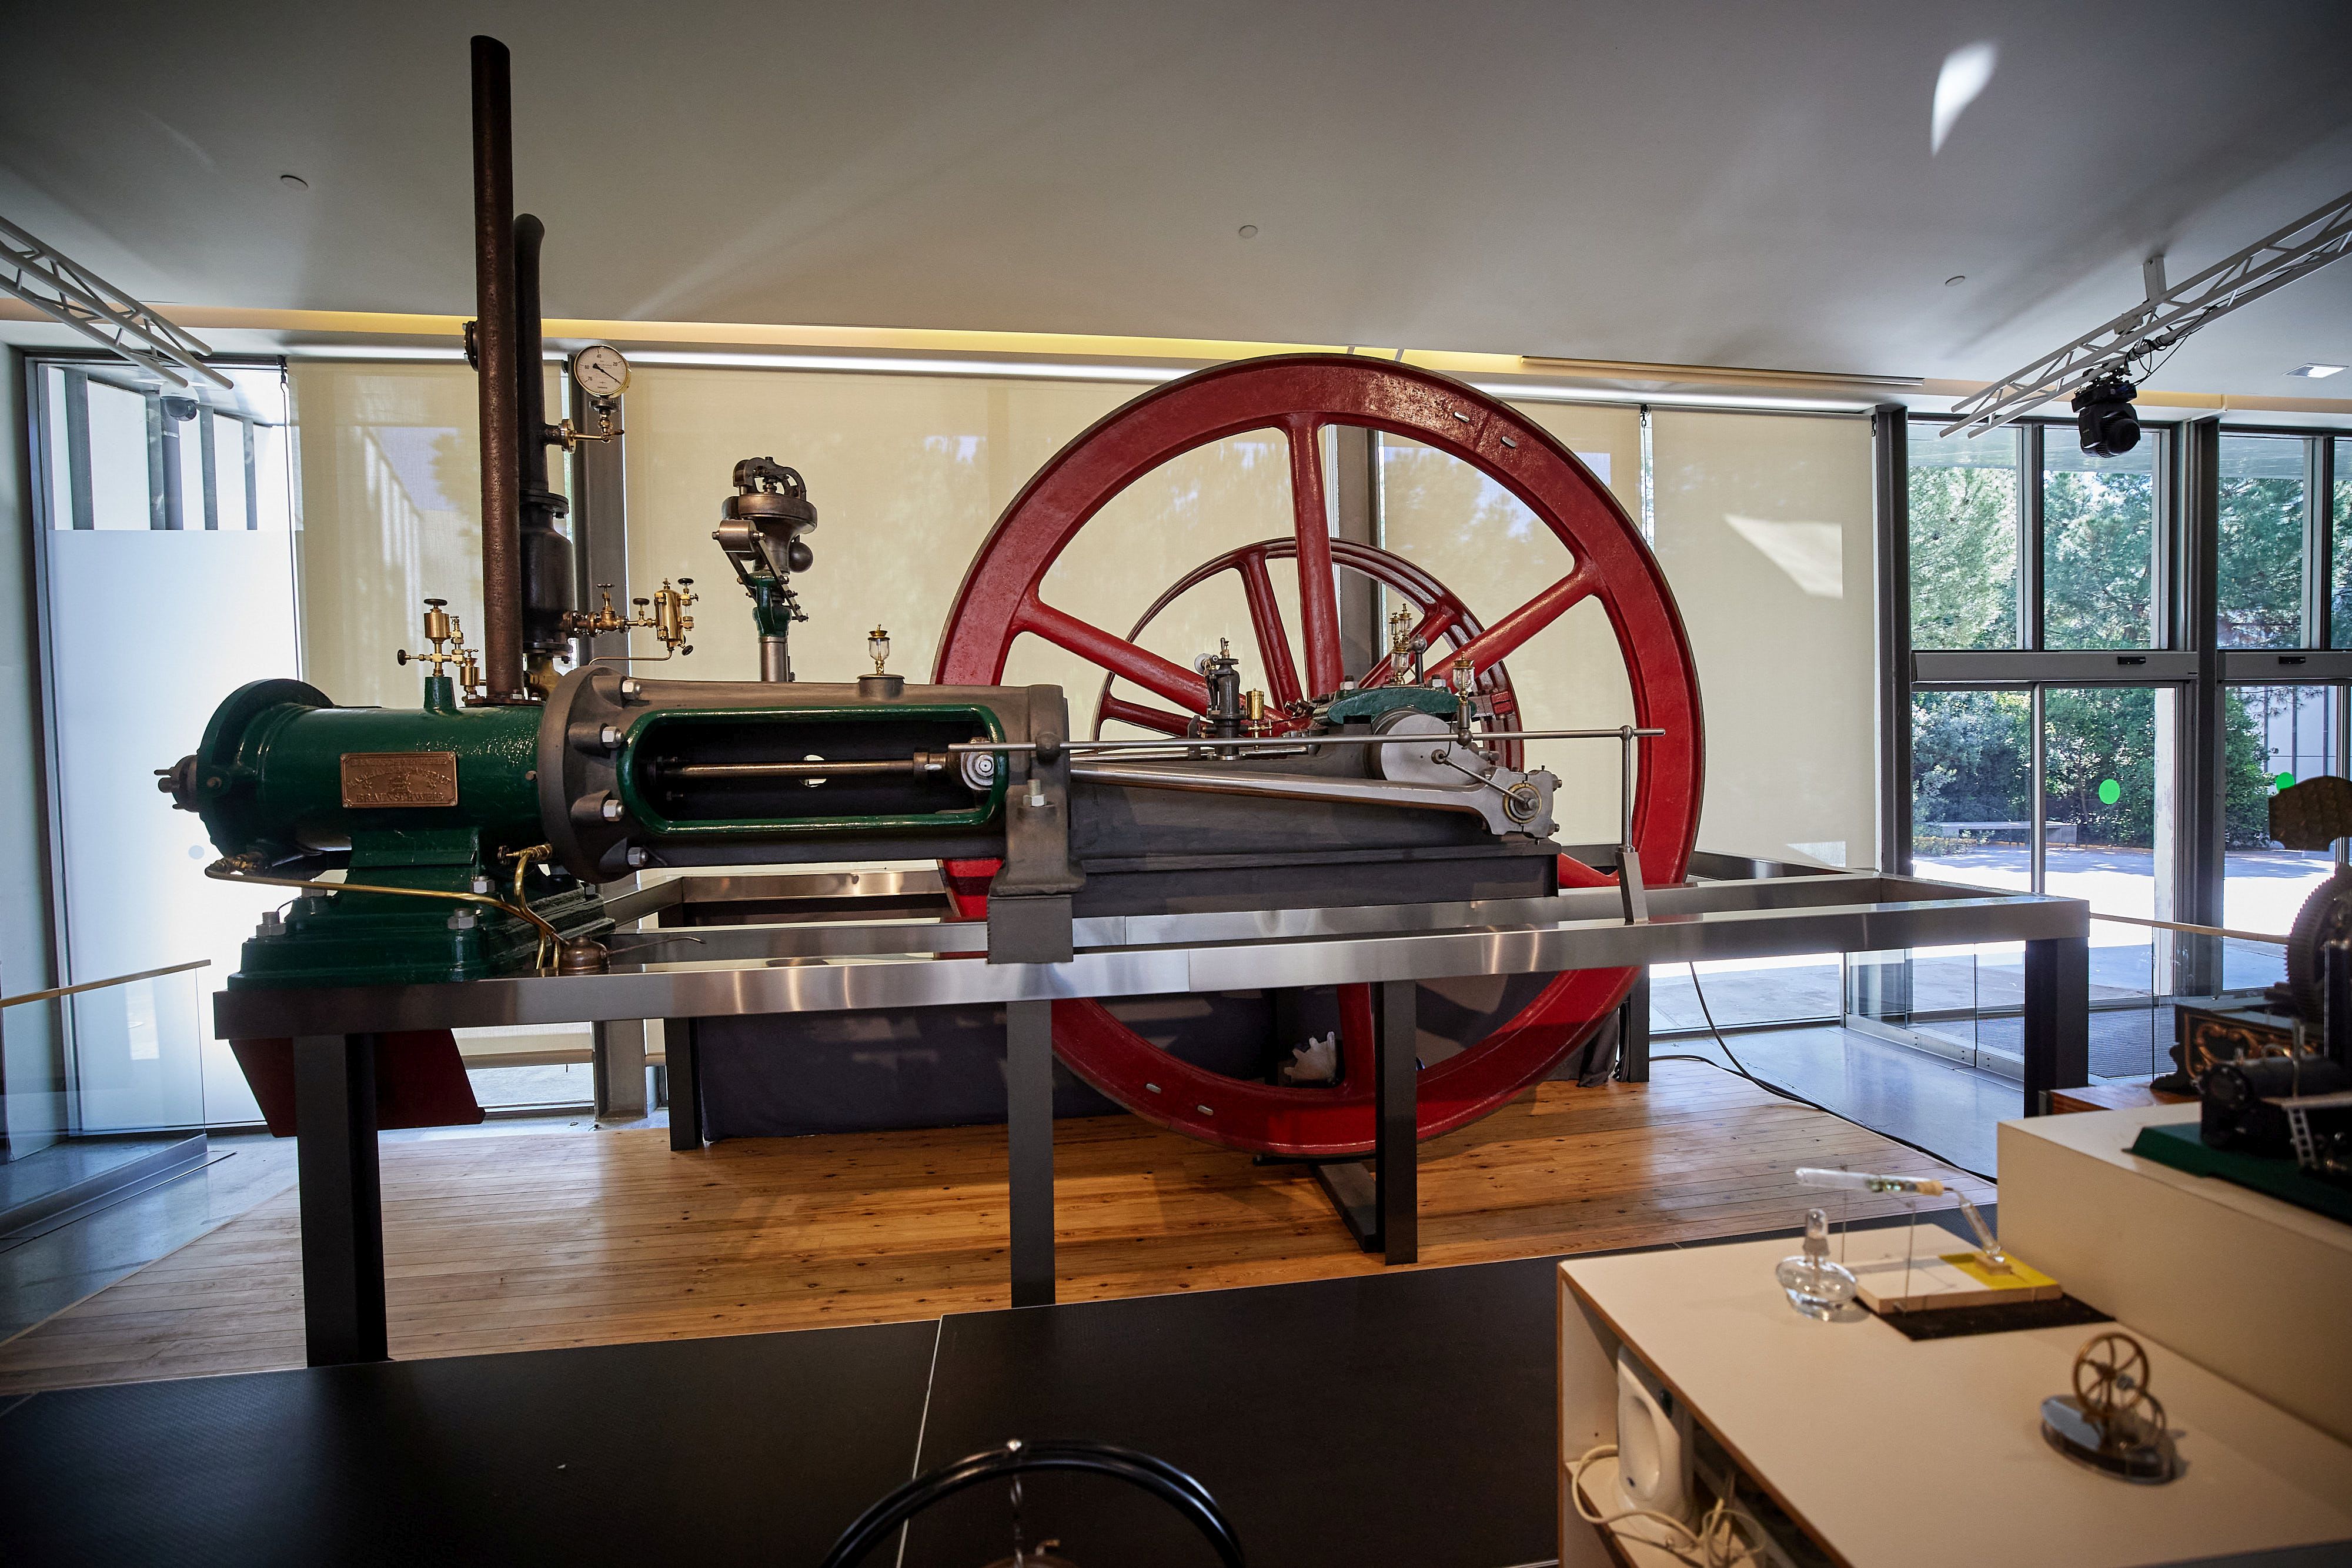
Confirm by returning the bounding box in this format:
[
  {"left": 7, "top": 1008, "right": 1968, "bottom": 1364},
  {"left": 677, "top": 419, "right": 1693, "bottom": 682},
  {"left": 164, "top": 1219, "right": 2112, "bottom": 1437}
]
[
  {"left": 2188, "top": 776, "right": 2352, "bottom": 1182},
  {"left": 156, "top": 36, "right": 1707, "bottom": 1163}
]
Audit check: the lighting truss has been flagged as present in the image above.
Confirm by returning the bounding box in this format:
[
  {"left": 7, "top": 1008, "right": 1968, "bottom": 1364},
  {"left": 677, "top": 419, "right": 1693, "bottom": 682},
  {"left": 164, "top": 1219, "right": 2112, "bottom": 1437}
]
[
  {"left": 1942, "top": 187, "right": 2352, "bottom": 438},
  {"left": 0, "top": 213, "right": 231, "bottom": 390}
]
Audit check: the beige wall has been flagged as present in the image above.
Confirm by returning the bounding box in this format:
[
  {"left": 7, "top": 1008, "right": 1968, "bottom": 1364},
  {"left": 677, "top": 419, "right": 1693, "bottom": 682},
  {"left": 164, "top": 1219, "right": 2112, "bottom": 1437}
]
[
  {"left": 1652, "top": 410, "right": 1877, "bottom": 867},
  {"left": 620, "top": 366, "right": 1313, "bottom": 718},
  {"left": 292, "top": 362, "right": 1879, "bottom": 871},
  {"left": 1381, "top": 405, "right": 1645, "bottom": 847},
  {"left": 290, "top": 362, "right": 562, "bottom": 709}
]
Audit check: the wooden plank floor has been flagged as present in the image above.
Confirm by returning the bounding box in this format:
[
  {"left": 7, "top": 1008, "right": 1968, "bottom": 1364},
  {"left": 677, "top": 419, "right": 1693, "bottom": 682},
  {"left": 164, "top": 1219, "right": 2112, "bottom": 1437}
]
[{"left": 0, "top": 1062, "right": 1992, "bottom": 1393}]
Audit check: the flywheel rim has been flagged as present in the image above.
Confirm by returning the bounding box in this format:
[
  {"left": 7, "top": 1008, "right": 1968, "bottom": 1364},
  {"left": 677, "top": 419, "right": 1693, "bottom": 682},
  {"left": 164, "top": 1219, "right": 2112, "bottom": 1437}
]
[{"left": 934, "top": 353, "right": 1705, "bottom": 1157}]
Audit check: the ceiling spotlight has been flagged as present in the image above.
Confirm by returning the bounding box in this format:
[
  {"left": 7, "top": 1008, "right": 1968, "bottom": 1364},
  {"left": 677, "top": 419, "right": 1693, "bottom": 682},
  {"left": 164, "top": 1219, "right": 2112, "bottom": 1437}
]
[
  {"left": 279, "top": 173, "right": 309, "bottom": 190},
  {"left": 2072, "top": 373, "right": 2140, "bottom": 457},
  {"left": 2289, "top": 363, "right": 2346, "bottom": 379},
  {"left": 1237, "top": 224, "right": 1258, "bottom": 239}
]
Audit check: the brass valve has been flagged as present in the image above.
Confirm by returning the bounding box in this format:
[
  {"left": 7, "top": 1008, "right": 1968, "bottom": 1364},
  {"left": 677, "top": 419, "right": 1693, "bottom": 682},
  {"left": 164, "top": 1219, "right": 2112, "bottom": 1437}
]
[
  {"left": 648, "top": 579, "right": 696, "bottom": 654},
  {"left": 551, "top": 397, "right": 623, "bottom": 452},
  {"left": 562, "top": 579, "right": 697, "bottom": 657},
  {"left": 1388, "top": 606, "right": 1427, "bottom": 685},
  {"left": 397, "top": 598, "right": 479, "bottom": 689},
  {"left": 1245, "top": 688, "right": 1268, "bottom": 735}
]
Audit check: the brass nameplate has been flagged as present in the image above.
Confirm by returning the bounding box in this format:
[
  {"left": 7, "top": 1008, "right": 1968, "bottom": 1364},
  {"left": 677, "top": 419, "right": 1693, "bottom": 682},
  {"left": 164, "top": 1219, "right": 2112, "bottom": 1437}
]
[{"left": 340, "top": 751, "right": 460, "bottom": 808}]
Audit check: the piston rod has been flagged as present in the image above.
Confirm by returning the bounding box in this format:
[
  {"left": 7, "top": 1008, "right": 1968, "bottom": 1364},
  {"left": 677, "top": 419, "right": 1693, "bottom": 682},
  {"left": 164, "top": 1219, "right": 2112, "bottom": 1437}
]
[
  {"left": 947, "top": 727, "right": 1667, "bottom": 756},
  {"left": 663, "top": 754, "right": 952, "bottom": 780}
]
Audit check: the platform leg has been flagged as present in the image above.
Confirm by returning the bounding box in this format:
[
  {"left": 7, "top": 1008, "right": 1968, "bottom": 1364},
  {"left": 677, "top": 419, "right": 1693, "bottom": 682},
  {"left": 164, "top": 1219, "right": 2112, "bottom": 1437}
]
[
  {"left": 1375, "top": 978, "right": 1417, "bottom": 1265},
  {"left": 1616, "top": 970, "right": 1651, "bottom": 1084},
  {"left": 2023, "top": 934, "right": 2089, "bottom": 1116},
  {"left": 667, "top": 1020, "right": 703, "bottom": 1150},
  {"left": 1006, "top": 999, "right": 1055, "bottom": 1306},
  {"left": 293, "top": 1033, "right": 387, "bottom": 1366},
  {"left": 593, "top": 1018, "right": 648, "bottom": 1121}
]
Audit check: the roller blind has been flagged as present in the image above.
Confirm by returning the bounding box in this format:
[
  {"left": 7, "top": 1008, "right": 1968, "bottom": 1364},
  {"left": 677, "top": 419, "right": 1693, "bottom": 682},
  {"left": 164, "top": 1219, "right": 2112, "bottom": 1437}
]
[
  {"left": 1379, "top": 403, "right": 1644, "bottom": 847},
  {"left": 1651, "top": 409, "right": 1876, "bottom": 868},
  {"left": 289, "top": 362, "right": 563, "bottom": 709}
]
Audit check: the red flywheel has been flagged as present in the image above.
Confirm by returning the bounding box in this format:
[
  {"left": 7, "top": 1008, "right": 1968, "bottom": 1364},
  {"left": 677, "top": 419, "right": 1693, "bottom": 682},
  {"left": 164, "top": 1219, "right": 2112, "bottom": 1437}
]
[{"left": 935, "top": 354, "right": 1704, "bottom": 1158}]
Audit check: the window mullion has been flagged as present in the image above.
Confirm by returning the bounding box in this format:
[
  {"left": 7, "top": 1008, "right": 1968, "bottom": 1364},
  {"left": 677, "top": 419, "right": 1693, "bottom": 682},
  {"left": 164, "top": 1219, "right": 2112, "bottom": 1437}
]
[
  {"left": 2316, "top": 436, "right": 2336, "bottom": 651},
  {"left": 2023, "top": 423, "right": 2044, "bottom": 650}
]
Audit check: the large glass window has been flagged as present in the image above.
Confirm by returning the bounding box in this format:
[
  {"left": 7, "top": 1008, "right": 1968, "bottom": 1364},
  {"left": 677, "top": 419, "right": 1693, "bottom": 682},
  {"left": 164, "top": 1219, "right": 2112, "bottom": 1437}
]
[
  {"left": 2217, "top": 434, "right": 2308, "bottom": 648},
  {"left": 1909, "top": 427, "right": 2019, "bottom": 650},
  {"left": 1910, "top": 688, "right": 2030, "bottom": 883},
  {"left": 2223, "top": 684, "right": 2339, "bottom": 991},
  {"left": 33, "top": 363, "right": 298, "bottom": 1130},
  {"left": 2043, "top": 442, "right": 2156, "bottom": 648},
  {"left": 2042, "top": 686, "right": 2170, "bottom": 1074}
]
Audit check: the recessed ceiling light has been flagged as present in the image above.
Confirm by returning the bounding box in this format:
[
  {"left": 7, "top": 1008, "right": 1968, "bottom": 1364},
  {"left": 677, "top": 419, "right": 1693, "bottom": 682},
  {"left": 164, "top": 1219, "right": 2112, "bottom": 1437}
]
[
  {"left": 279, "top": 173, "right": 309, "bottom": 190},
  {"left": 1237, "top": 224, "right": 1258, "bottom": 239},
  {"left": 2288, "top": 363, "right": 2346, "bottom": 379},
  {"left": 1944, "top": 275, "right": 1966, "bottom": 287}
]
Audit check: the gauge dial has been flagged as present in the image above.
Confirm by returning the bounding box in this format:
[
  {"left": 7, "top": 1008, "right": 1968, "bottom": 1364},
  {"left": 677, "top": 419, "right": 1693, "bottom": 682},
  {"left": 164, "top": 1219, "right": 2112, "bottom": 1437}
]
[{"left": 572, "top": 343, "right": 631, "bottom": 399}]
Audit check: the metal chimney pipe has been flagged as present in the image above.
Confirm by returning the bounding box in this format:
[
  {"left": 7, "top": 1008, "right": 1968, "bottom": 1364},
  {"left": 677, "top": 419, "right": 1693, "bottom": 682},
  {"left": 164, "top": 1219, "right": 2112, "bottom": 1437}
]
[
  {"left": 470, "top": 35, "right": 523, "bottom": 700},
  {"left": 513, "top": 212, "right": 576, "bottom": 683}
]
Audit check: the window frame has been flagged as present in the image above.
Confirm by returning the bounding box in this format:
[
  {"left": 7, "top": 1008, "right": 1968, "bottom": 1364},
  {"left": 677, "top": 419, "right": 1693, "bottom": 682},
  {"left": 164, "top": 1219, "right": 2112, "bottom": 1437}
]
[{"left": 1887, "top": 413, "right": 2352, "bottom": 1017}]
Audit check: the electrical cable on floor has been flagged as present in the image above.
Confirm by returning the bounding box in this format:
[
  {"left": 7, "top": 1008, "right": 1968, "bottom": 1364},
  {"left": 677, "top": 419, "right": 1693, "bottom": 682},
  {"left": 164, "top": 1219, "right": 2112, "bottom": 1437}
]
[{"left": 1651, "top": 962, "right": 1996, "bottom": 1185}]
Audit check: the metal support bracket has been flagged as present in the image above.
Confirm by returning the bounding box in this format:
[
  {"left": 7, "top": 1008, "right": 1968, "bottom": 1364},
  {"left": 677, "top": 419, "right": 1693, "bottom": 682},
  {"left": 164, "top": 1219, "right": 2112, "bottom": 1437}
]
[{"left": 1617, "top": 846, "right": 1648, "bottom": 923}]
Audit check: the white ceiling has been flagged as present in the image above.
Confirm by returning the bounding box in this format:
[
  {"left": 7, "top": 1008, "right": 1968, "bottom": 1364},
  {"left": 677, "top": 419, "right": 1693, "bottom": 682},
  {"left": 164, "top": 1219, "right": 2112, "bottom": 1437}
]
[{"left": 3, "top": 1, "right": 2350, "bottom": 396}]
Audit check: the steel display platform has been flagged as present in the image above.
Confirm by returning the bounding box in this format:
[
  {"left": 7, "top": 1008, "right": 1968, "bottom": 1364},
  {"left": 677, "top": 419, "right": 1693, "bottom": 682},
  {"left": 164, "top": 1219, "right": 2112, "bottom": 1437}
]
[{"left": 214, "top": 860, "right": 2087, "bottom": 1367}]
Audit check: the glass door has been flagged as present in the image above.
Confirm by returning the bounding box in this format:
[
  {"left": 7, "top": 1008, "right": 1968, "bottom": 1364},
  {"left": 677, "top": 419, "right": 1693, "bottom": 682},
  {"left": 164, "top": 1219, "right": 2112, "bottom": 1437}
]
[{"left": 31, "top": 362, "right": 298, "bottom": 1130}]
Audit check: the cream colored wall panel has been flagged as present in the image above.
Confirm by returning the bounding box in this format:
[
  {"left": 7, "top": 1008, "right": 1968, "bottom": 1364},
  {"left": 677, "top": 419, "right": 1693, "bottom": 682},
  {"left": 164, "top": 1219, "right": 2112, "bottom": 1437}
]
[
  {"left": 622, "top": 367, "right": 1132, "bottom": 687},
  {"left": 1381, "top": 405, "right": 1643, "bottom": 847},
  {"left": 290, "top": 361, "right": 560, "bottom": 710},
  {"left": 1651, "top": 411, "right": 1875, "bottom": 867},
  {"left": 293, "top": 365, "right": 1875, "bottom": 874}
]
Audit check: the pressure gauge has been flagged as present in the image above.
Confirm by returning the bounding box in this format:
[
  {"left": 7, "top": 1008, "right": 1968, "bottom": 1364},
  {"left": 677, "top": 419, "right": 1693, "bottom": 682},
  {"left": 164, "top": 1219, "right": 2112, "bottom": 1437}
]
[{"left": 571, "top": 343, "right": 631, "bottom": 399}]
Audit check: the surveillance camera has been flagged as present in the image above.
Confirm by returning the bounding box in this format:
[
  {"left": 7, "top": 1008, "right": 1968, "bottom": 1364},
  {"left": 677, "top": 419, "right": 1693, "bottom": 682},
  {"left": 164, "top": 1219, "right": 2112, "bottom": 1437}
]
[{"left": 2072, "top": 374, "right": 2140, "bottom": 457}]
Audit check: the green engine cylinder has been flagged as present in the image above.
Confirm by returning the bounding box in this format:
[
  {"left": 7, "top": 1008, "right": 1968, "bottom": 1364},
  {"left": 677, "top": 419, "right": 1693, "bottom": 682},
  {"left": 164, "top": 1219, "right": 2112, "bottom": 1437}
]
[{"left": 162, "top": 675, "right": 610, "bottom": 988}]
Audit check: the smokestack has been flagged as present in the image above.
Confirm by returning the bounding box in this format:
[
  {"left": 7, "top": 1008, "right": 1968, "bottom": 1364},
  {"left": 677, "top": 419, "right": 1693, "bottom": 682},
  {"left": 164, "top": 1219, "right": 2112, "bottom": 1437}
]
[{"left": 470, "top": 35, "right": 523, "bottom": 700}]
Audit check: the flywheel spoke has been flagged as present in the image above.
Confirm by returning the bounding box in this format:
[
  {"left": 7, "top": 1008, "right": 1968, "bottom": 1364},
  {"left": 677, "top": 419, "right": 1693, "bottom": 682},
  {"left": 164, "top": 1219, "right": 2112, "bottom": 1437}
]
[
  {"left": 1284, "top": 414, "right": 1346, "bottom": 697},
  {"left": 1234, "top": 546, "right": 1304, "bottom": 709},
  {"left": 1445, "top": 564, "right": 1596, "bottom": 675},
  {"left": 1100, "top": 695, "right": 1195, "bottom": 735},
  {"left": 1017, "top": 596, "right": 1208, "bottom": 713}
]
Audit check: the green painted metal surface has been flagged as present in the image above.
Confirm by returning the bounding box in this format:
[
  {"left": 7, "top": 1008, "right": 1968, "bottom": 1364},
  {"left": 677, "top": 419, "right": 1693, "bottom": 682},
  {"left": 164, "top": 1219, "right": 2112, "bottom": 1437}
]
[
  {"left": 614, "top": 703, "right": 1005, "bottom": 838},
  {"left": 189, "top": 677, "right": 609, "bottom": 988},
  {"left": 1324, "top": 684, "right": 1460, "bottom": 725}
]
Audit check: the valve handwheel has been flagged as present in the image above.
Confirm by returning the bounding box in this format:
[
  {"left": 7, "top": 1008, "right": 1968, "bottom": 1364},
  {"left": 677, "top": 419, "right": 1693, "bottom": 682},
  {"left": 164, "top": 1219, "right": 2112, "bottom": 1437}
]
[{"left": 934, "top": 354, "right": 1705, "bottom": 1158}]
